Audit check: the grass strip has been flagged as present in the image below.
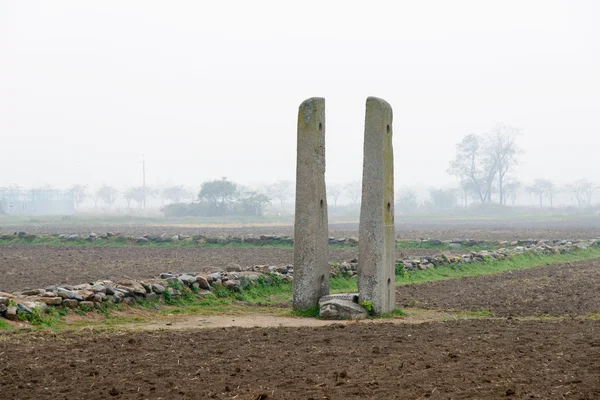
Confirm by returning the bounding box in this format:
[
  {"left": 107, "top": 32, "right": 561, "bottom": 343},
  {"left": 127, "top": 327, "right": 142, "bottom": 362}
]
[
  {"left": 0, "top": 319, "right": 13, "bottom": 330},
  {"left": 397, "top": 247, "right": 600, "bottom": 285}
]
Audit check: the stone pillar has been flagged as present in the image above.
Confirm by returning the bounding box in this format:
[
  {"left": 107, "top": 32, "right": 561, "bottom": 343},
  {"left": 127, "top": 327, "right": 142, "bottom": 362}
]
[
  {"left": 293, "top": 97, "right": 329, "bottom": 310},
  {"left": 358, "top": 97, "right": 395, "bottom": 315}
]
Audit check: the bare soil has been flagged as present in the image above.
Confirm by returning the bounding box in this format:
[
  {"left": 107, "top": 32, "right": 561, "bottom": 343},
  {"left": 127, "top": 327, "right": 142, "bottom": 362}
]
[
  {"left": 1, "top": 319, "right": 599, "bottom": 399},
  {"left": 3, "top": 216, "right": 600, "bottom": 240},
  {"left": 2, "top": 222, "right": 600, "bottom": 399},
  {"left": 396, "top": 258, "right": 600, "bottom": 317},
  {"left": 0, "top": 244, "right": 445, "bottom": 293}
]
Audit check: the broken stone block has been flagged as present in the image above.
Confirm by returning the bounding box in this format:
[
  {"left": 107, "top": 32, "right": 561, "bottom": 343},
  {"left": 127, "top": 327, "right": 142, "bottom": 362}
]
[
  {"left": 319, "top": 299, "right": 368, "bottom": 320},
  {"left": 5, "top": 306, "right": 17, "bottom": 320}
]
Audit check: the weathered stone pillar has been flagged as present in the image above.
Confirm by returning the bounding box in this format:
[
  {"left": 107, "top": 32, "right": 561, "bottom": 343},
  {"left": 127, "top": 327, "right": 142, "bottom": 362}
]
[
  {"left": 293, "top": 97, "right": 329, "bottom": 310},
  {"left": 358, "top": 97, "right": 395, "bottom": 315}
]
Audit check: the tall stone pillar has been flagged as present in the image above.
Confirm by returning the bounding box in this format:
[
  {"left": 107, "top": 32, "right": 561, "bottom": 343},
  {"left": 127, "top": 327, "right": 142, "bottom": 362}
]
[
  {"left": 358, "top": 97, "right": 395, "bottom": 315},
  {"left": 293, "top": 97, "right": 329, "bottom": 310}
]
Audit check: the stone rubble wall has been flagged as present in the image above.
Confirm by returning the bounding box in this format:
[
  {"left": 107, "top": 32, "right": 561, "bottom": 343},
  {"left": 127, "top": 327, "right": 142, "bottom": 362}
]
[
  {"left": 0, "top": 265, "right": 291, "bottom": 322},
  {"left": 4, "top": 231, "right": 594, "bottom": 249},
  {"left": 330, "top": 239, "right": 600, "bottom": 277},
  {"left": 1, "top": 231, "right": 343, "bottom": 246},
  {"left": 1, "top": 232, "right": 598, "bottom": 322}
]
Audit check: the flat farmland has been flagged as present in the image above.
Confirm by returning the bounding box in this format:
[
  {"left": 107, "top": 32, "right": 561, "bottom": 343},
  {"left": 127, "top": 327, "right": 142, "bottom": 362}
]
[
  {"left": 2, "top": 219, "right": 600, "bottom": 399},
  {"left": 396, "top": 258, "right": 600, "bottom": 317},
  {"left": 3, "top": 215, "right": 600, "bottom": 240},
  {"left": 0, "top": 245, "right": 454, "bottom": 293},
  {"left": 1, "top": 319, "right": 599, "bottom": 399}
]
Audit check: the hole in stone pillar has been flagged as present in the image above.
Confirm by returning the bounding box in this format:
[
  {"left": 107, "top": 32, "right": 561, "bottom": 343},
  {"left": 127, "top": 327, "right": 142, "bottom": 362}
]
[
  {"left": 386, "top": 124, "right": 390, "bottom": 134},
  {"left": 320, "top": 199, "right": 324, "bottom": 209},
  {"left": 387, "top": 202, "right": 391, "bottom": 213},
  {"left": 387, "top": 278, "right": 391, "bottom": 287},
  {"left": 319, "top": 122, "right": 323, "bottom": 134},
  {"left": 321, "top": 274, "right": 325, "bottom": 284}
]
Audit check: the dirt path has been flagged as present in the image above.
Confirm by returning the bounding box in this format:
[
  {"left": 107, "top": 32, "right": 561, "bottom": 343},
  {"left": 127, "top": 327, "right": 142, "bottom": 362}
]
[{"left": 101, "top": 308, "right": 468, "bottom": 331}]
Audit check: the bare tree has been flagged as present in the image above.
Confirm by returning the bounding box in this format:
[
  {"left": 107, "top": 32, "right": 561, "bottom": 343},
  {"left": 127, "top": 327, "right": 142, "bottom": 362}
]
[
  {"left": 457, "top": 179, "right": 480, "bottom": 207},
  {"left": 344, "top": 181, "right": 362, "bottom": 206},
  {"left": 123, "top": 187, "right": 146, "bottom": 209},
  {"left": 545, "top": 181, "right": 558, "bottom": 208},
  {"left": 566, "top": 179, "right": 595, "bottom": 208},
  {"left": 527, "top": 179, "right": 553, "bottom": 208},
  {"left": 267, "top": 180, "right": 294, "bottom": 209},
  {"left": 92, "top": 190, "right": 102, "bottom": 208},
  {"left": 70, "top": 184, "right": 88, "bottom": 209},
  {"left": 448, "top": 134, "right": 496, "bottom": 203},
  {"left": 123, "top": 188, "right": 135, "bottom": 209},
  {"left": 502, "top": 180, "right": 521, "bottom": 206},
  {"left": 449, "top": 127, "right": 521, "bottom": 205},
  {"left": 487, "top": 125, "right": 521, "bottom": 205},
  {"left": 327, "top": 184, "right": 346, "bottom": 207},
  {"left": 396, "top": 187, "right": 419, "bottom": 214},
  {"left": 97, "top": 185, "right": 119, "bottom": 209}
]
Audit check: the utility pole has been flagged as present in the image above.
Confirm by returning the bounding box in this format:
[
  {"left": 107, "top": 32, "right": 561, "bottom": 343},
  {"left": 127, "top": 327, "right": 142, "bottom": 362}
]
[{"left": 142, "top": 155, "right": 146, "bottom": 212}]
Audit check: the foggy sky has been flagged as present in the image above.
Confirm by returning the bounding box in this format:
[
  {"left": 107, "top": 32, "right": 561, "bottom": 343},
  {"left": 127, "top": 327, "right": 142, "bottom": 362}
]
[{"left": 1, "top": 1, "right": 599, "bottom": 193}]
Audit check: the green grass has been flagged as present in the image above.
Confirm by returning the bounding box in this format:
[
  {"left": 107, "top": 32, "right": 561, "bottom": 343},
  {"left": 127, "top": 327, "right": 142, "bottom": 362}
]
[
  {"left": 396, "top": 240, "right": 501, "bottom": 251},
  {"left": 291, "top": 306, "right": 320, "bottom": 318},
  {"left": 330, "top": 276, "right": 358, "bottom": 293},
  {"left": 397, "top": 240, "right": 451, "bottom": 250},
  {"left": 236, "top": 282, "right": 292, "bottom": 303},
  {"left": 158, "top": 297, "right": 233, "bottom": 317},
  {"left": 397, "top": 247, "right": 600, "bottom": 285},
  {"left": 15, "top": 305, "right": 69, "bottom": 328},
  {"left": 0, "top": 319, "right": 13, "bottom": 330}
]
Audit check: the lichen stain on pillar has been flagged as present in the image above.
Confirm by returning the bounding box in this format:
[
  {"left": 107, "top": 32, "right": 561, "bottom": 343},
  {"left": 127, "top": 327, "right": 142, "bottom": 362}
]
[
  {"left": 293, "top": 97, "right": 329, "bottom": 310},
  {"left": 358, "top": 96, "right": 395, "bottom": 315}
]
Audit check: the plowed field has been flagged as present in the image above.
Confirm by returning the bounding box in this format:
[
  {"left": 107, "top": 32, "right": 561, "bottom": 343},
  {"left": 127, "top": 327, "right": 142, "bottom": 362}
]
[
  {"left": 1, "top": 319, "right": 599, "bottom": 399},
  {"left": 2, "top": 220, "right": 600, "bottom": 399},
  {"left": 0, "top": 244, "right": 447, "bottom": 293},
  {"left": 3, "top": 215, "right": 600, "bottom": 240},
  {"left": 396, "top": 258, "right": 600, "bottom": 317}
]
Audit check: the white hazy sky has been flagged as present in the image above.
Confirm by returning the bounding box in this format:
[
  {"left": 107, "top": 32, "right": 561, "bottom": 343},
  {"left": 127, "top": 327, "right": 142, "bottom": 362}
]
[{"left": 1, "top": 1, "right": 598, "bottom": 192}]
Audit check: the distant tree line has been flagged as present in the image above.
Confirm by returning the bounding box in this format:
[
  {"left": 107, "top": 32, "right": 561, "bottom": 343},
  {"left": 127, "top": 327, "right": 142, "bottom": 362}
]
[
  {"left": 162, "top": 177, "right": 271, "bottom": 217},
  {"left": 3, "top": 122, "right": 598, "bottom": 216},
  {"left": 396, "top": 177, "right": 598, "bottom": 215},
  {"left": 393, "top": 124, "right": 598, "bottom": 214}
]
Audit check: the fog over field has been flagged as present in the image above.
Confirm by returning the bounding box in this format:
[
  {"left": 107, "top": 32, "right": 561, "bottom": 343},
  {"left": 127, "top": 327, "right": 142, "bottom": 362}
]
[{"left": 1, "top": 1, "right": 599, "bottom": 211}]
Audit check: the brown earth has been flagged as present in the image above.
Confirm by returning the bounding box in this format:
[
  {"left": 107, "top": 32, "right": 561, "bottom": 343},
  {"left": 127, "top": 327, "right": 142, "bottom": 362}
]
[
  {"left": 3, "top": 216, "right": 600, "bottom": 240},
  {"left": 2, "top": 223, "right": 600, "bottom": 399},
  {"left": 1, "top": 319, "right": 600, "bottom": 399},
  {"left": 396, "top": 258, "right": 600, "bottom": 317},
  {"left": 0, "top": 244, "right": 447, "bottom": 293}
]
